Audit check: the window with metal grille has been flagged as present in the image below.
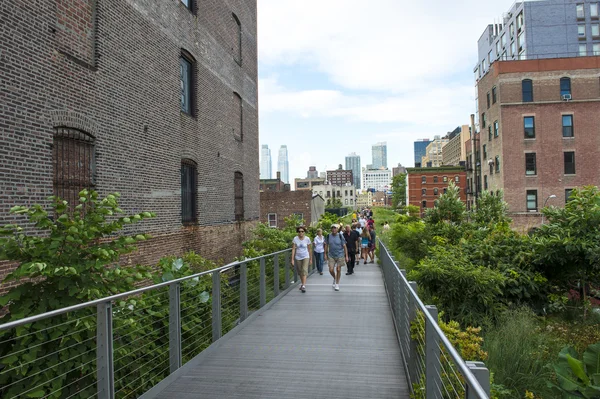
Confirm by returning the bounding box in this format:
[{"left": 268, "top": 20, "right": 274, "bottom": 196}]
[
  {"left": 525, "top": 153, "right": 536, "bottom": 175},
  {"left": 181, "top": 160, "right": 197, "bottom": 224},
  {"left": 232, "top": 13, "right": 242, "bottom": 65},
  {"left": 233, "top": 92, "right": 243, "bottom": 141},
  {"left": 522, "top": 79, "right": 533, "bottom": 102},
  {"left": 234, "top": 171, "right": 244, "bottom": 221},
  {"left": 53, "top": 128, "right": 96, "bottom": 207}
]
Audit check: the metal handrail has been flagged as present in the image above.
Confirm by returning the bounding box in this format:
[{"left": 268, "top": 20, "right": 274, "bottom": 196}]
[
  {"left": 0, "top": 249, "right": 291, "bottom": 331},
  {"left": 378, "top": 239, "right": 490, "bottom": 399},
  {"left": 0, "top": 248, "right": 294, "bottom": 399}
]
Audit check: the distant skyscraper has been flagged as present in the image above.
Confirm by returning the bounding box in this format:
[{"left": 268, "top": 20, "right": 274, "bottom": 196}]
[
  {"left": 345, "top": 152, "right": 361, "bottom": 189},
  {"left": 307, "top": 166, "right": 319, "bottom": 179},
  {"left": 260, "top": 145, "right": 272, "bottom": 179},
  {"left": 372, "top": 142, "right": 387, "bottom": 169},
  {"left": 277, "top": 145, "right": 289, "bottom": 183},
  {"left": 414, "top": 139, "right": 431, "bottom": 167}
]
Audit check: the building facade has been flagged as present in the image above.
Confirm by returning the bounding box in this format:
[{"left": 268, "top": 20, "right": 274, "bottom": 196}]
[
  {"left": 362, "top": 168, "right": 392, "bottom": 192},
  {"left": 406, "top": 167, "right": 468, "bottom": 217},
  {"left": 307, "top": 166, "right": 319, "bottom": 179},
  {"left": 260, "top": 191, "right": 324, "bottom": 228},
  {"left": 345, "top": 152, "right": 362, "bottom": 189},
  {"left": 260, "top": 145, "right": 272, "bottom": 179},
  {"left": 259, "top": 172, "right": 290, "bottom": 192},
  {"left": 277, "top": 145, "right": 289, "bottom": 184},
  {"left": 392, "top": 163, "right": 408, "bottom": 177},
  {"left": 442, "top": 125, "right": 470, "bottom": 166},
  {"left": 372, "top": 142, "right": 388, "bottom": 169},
  {"left": 475, "top": 0, "right": 600, "bottom": 81},
  {"left": 326, "top": 167, "right": 354, "bottom": 186},
  {"left": 414, "top": 139, "right": 431, "bottom": 167},
  {"left": 421, "top": 136, "right": 449, "bottom": 167},
  {"left": 356, "top": 191, "right": 374, "bottom": 209},
  {"left": 474, "top": 55, "right": 600, "bottom": 230},
  {"left": 312, "top": 184, "right": 357, "bottom": 208},
  {"left": 0, "top": 0, "right": 260, "bottom": 287},
  {"left": 295, "top": 178, "right": 326, "bottom": 191}
]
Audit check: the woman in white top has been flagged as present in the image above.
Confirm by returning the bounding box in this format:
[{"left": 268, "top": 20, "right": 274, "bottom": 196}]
[
  {"left": 291, "top": 226, "right": 312, "bottom": 293},
  {"left": 313, "top": 228, "right": 325, "bottom": 275}
]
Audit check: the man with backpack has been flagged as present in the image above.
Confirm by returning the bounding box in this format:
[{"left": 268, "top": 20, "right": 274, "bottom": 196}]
[
  {"left": 343, "top": 224, "right": 360, "bottom": 275},
  {"left": 324, "top": 224, "right": 348, "bottom": 291}
]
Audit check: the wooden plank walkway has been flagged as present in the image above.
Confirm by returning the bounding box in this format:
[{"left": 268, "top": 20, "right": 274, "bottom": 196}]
[{"left": 152, "top": 261, "right": 410, "bottom": 398}]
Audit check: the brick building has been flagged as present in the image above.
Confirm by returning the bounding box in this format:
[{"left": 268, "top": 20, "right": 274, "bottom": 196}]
[
  {"left": 326, "top": 166, "right": 353, "bottom": 186},
  {"left": 260, "top": 172, "right": 289, "bottom": 192},
  {"left": 406, "top": 167, "right": 468, "bottom": 217},
  {"left": 475, "top": 56, "right": 600, "bottom": 230},
  {"left": 260, "top": 191, "right": 325, "bottom": 228},
  {"left": 0, "top": 0, "right": 259, "bottom": 286}
]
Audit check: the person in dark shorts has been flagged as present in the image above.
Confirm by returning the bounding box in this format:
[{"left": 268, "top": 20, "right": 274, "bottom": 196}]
[
  {"left": 367, "top": 224, "right": 376, "bottom": 264},
  {"left": 343, "top": 224, "right": 360, "bottom": 275}
]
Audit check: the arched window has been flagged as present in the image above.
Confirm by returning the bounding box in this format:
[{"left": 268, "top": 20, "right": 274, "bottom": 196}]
[
  {"left": 434, "top": 188, "right": 439, "bottom": 195},
  {"left": 234, "top": 171, "right": 244, "bottom": 221},
  {"left": 560, "top": 77, "right": 571, "bottom": 97},
  {"left": 181, "top": 159, "right": 198, "bottom": 224},
  {"left": 232, "top": 13, "right": 242, "bottom": 65},
  {"left": 522, "top": 79, "right": 533, "bottom": 102},
  {"left": 53, "top": 127, "right": 95, "bottom": 207},
  {"left": 233, "top": 92, "right": 243, "bottom": 141}
]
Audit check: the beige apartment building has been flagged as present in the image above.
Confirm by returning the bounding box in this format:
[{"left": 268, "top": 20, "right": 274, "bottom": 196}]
[
  {"left": 421, "top": 136, "right": 449, "bottom": 167},
  {"left": 442, "top": 125, "right": 470, "bottom": 166}
]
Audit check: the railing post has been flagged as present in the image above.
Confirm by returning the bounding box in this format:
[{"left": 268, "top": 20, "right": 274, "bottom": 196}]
[
  {"left": 260, "top": 257, "right": 266, "bottom": 307},
  {"left": 274, "top": 254, "right": 280, "bottom": 297},
  {"left": 212, "top": 271, "right": 222, "bottom": 342},
  {"left": 408, "top": 281, "right": 419, "bottom": 387},
  {"left": 240, "top": 262, "right": 248, "bottom": 322},
  {"left": 425, "top": 305, "right": 441, "bottom": 399},
  {"left": 293, "top": 257, "right": 298, "bottom": 284},
  {"left": 168, "top": 282, "right": 182, "bottom": 373},
  {"left": 284, "top": 252, "right": 291, "bottom": 289},
  {"left": 466, "top": 362, "right": 491, "bottom": 399},
  {"left": 399, "top": 270, "right": 407, "bottom": 358},
  {"left": 97, "top": 301, "right": 114, "bottom": 399}
]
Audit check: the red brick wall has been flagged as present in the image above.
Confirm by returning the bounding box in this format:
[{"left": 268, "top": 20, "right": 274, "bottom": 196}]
[
  {"left": 260, "top": 191, "right": 312, "bottom": 229},
  {"left": 407, "top": 169, "right": 468, "bottom": 216}
]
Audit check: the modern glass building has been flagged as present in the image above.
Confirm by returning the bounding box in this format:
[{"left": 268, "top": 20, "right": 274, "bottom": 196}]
[
  {"left": 345, "top": 152, "right": 361, "bottom": 189},
  {"left": 277, "top": 145, "right": 289, "bottom": 183},
  {"left": 414, "top": 140, "right": 431, "bottom": 167},
  {"left": 260, "top": 145, "right": 272, "bottom": 179},
  {"left": 372, "top": 142, "right": 387, "bottom": 169}
]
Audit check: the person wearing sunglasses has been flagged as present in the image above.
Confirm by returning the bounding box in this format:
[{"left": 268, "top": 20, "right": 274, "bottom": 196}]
[{"left": 291, "top": 226, "right": 312, "bottom": 293}]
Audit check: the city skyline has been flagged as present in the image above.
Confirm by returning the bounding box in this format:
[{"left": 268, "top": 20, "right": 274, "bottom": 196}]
[{"left": 277, "top": 145, "right": 289, "bottom": 184}]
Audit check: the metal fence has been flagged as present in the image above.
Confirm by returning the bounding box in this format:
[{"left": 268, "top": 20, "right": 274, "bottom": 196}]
[
  {"left": 379, "top": 240, "right": 491, "bottom": 399},
  {"left": 0, "top": 249, "right": 295, "bottom": 399}
]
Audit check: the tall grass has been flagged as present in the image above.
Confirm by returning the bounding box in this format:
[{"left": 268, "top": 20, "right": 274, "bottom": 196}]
[{"left": 483, "top": 308, "right": 561, "bottom": 398}]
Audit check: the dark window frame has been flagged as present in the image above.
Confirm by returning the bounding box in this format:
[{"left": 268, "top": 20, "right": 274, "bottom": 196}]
[
  {"left": 526, "top": 190, "right": 538, "bottom": 211},
  {"left": 525, "top": 152, "right": 536, "bottom": 176},
  {"left": 422, "top": 188, "right": 427, "bottom": 195},
  {"left": 524, "top": 116, "right": 535, "bottom": 139},
  {"left": 492, "top": 86, "right": 497, "bottom": 103},
  {"left": 564, "top": 152, "right": 576, "bottom": 175},
  {"left": 180, "top": 51, "right": 196, "bottom": 117},
  {"left": 421, "top": 176, "right": 426, "bottom": 184},
  {"left": 495, "top": 156, "right": 500, "bottom": 173},
  {"left": 234, "top": 171, "right": 244, "bottom": 221},
  {"left": 484, "top": 175, "right": 488, "bottom": 190},
  {"left": 560, "top": 77, "right": 571, "bottom": 97},
  {"left": 486, "top": 92, "right": 490, "bottom": 109},
  {"left": 494, "top": 120, "right": 499, "bottom": 138},
  {"left": 565, "top": 188, "right": 573, "bottom": 203},
  {"left": 522, "top": 79, "right": 533, "bottom": 102},
  {"left": 488, "top": 125, "right": 492, "bottom": 141},
  {"left": 483, "top": 144, "right": 487, "bottom": 159},
  {"left": 181, "top": 160, "right": 198, "bottom": 224},
  {"left": 180, "top": 0, "right": 195, "bottom": 13},
  {"left": 433, "top": 176, "right": 438, "bottom": 183},
  {"left": 562, "top": 114, "right": 574, "bottom": 137},
  {"left": 434, "top": 188, "right": 439, "bottom": 195}
]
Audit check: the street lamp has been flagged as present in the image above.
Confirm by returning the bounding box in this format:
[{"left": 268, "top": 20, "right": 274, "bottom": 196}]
[{"left": 541, "top": 194, "right": 557, "bottom": 224}]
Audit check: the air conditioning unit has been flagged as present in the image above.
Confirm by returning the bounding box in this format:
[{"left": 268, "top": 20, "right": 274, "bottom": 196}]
[{"left": 562, "top": 94, "right": 572, "bottom": 101}]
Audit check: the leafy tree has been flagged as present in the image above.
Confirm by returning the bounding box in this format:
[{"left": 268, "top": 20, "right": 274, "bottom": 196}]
[
  {"left": 0, "top": 190, "right": 156, "bottom": 398},
  {"left": 391, "top": 173, "right": 407, "bottom": 208},
  {"left": 424, "top": 181, "right": 466, "bottom": 224},
  {"left": 325, "top": 198, "right": 343, "bottom": 208},
  {"left": 534, "top": 186, "right": 600, "bottom": 317},
  {"left": 471, "top": 190, "right": 511, "bottom": 226}
]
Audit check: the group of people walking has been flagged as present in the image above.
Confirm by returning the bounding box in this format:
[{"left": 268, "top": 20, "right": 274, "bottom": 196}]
[{"left": 290, "top": 209, "right": 378, "bottom": 293}]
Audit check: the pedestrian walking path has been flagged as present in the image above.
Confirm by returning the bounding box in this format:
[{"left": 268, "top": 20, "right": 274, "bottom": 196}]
[{"left": 150, "top": 261, "right": 410, "bottom": 398}]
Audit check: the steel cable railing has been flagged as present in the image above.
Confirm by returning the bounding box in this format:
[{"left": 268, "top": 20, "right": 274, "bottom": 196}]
[
  {"left": 0, "top": 248, "right": 294, "bottom": 399},
  {"left": 379, "top": 240, "right": 490, "bottom": 399}
]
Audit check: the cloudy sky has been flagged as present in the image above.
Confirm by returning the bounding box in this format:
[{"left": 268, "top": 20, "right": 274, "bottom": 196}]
[{"left": 257, "top": 0, "right": 516, "bottom": 185}]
